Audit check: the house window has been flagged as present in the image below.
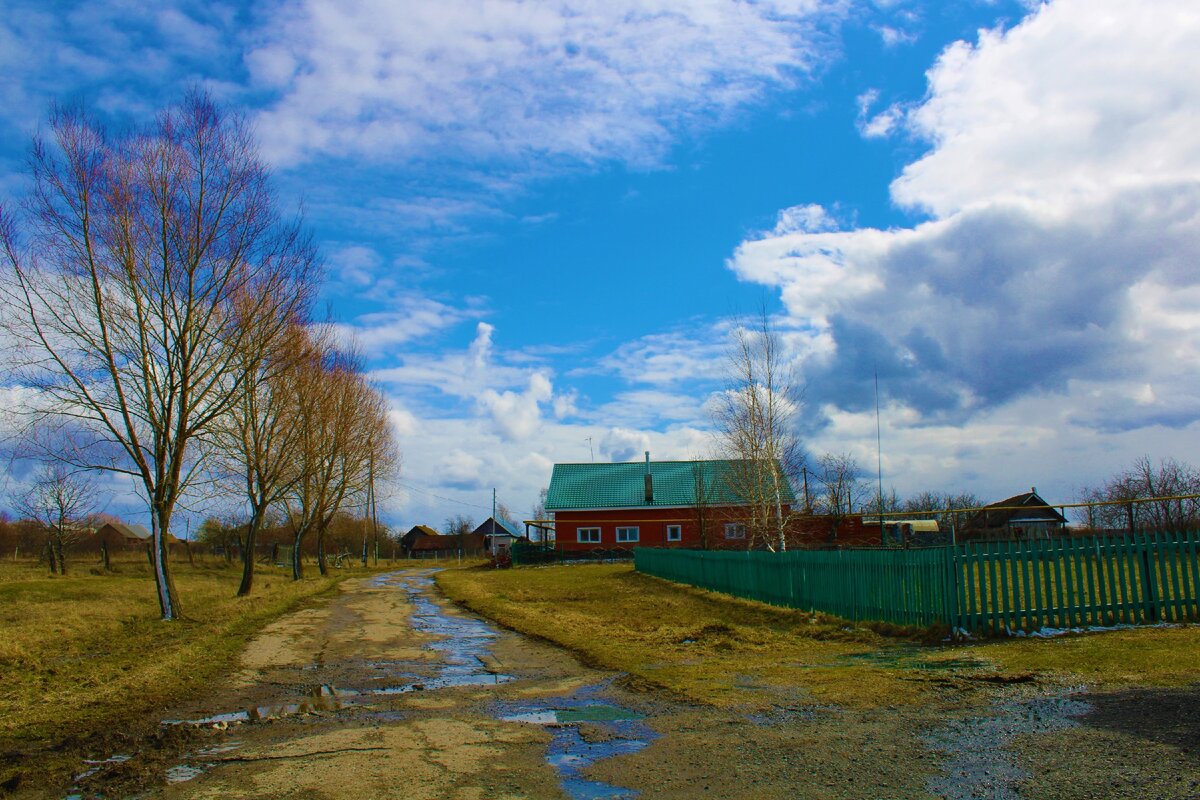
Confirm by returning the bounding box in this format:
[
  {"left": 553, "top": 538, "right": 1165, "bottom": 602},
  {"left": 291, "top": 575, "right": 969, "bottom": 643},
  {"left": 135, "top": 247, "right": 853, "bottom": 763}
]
[
  {"left": 616, "top": 526, "right": 639, "bottom": 543},
  {"left": 577, "top": 527, "right": 601, "bottom": 544},
  {"left": 666, "top": 525, "right": 682, "bottom": 542},
  {"left": 724, "top": 523, "right": 746, "bottom": 540}
]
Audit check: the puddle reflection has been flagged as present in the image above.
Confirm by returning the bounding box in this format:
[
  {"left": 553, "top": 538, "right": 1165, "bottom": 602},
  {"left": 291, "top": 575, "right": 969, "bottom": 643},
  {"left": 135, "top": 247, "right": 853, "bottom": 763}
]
[{"left": 496, "top": 683, "right": 657, "bottom": 800}]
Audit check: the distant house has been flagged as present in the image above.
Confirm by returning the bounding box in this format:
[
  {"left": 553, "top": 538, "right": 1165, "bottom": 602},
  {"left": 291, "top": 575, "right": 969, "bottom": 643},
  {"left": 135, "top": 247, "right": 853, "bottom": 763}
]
[
  {"left": 95, "top": 521, "right": 153, "bottom": 546},
  {"left": 544, "top": 455, "right": 798, "bottom": 551},
  {"left": 472, "top": 517, "right": 522, "bottom": 556},
  {"left": 399, "top": 524, "right": 440, "bottom": 555},
  {"left": 963, "top": 488, "right": 1068, "bottom": 541},
  {"left": 405, "top": 528, "right": 487, "bottom": 558}
]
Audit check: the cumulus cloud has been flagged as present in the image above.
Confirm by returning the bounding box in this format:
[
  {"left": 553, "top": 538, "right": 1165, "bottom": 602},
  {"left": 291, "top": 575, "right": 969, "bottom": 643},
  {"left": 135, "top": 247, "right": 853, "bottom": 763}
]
[
  {"left": 599, "top": 427, "right": 652, "bottom": 463},
  {"left": 246, "top": 0, "right": 847, "bottom": 166},
  {"left": 893, "top": 0, "right": 1200, "bottom": 216},
  {"left": 479, "top": 372, "right": 554, "bottom": 442},
  {"left": 729, "top": 0, "right": 1200, "bottom": 450}
]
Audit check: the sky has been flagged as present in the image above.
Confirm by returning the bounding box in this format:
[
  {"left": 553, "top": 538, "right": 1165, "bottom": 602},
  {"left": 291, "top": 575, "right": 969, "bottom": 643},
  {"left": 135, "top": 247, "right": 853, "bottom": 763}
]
[{"left": 2, "top": 0, "right": 1199, "bottom": 532}]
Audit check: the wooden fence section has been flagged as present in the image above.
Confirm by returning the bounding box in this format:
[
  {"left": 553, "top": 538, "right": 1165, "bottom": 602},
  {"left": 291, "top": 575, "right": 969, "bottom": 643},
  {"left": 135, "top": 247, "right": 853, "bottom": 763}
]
[
  {"left": 634, "top": 547, "right": 956, "bottom": 627},
  {"left": 954, "top": 531, "right": 1200, "bottom": 633},
  {"left": 633, "top": 531, "right": 1200, "bottom": 634}
]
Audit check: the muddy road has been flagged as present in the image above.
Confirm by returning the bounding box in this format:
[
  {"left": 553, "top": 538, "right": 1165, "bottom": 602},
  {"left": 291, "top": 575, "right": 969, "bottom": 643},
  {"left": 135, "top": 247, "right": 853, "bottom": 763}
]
[{"left": 65, "top": 569, "right": 1200, "bottom": 799}]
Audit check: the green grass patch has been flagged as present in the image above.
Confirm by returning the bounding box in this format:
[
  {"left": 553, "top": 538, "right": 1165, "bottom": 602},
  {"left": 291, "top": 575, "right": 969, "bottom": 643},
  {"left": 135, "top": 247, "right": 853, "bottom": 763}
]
[
  {"left": 437, "top": 563, "right": 1200, "bottom": 711},
  {"left": 0, "top": 553, "right": 376, "bottom": 793}
]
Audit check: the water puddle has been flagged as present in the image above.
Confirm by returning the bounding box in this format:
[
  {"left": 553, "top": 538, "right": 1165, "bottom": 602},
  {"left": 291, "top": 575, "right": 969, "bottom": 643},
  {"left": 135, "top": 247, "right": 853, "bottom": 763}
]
[
  {"left": 163, "top": 685, "right": 351, "bottom": 727},
  {"left": 925, "top": 691, "right": 1092, "bottom": 799},
  {"left": 496, "top": 683, "right": 657, "bottom": 800},
  {"left": 364, "top": 572, "right": 515, "bottom": 693}
]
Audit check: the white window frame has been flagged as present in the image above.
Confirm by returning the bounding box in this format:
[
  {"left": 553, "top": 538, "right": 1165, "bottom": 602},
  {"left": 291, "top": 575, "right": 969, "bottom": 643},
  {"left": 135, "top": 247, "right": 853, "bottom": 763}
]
[
  {"left": 666, "top": 525, "right": 682, "bottom": 542},
  {"left": 724, "top": 523, "right": 746, "bottom": 540},
  {"left": 577, "top": 527, "right": 601, "bottom": 544},
  {"left": 615, "top": 526, "right": 640, "bottom": 543}
]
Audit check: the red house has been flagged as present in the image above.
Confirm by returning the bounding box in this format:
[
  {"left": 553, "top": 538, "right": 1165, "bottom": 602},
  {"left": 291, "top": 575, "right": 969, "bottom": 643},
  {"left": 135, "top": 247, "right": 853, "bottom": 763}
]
[{"left": 544, "top": 456, "right": 799, "bottom": 552}]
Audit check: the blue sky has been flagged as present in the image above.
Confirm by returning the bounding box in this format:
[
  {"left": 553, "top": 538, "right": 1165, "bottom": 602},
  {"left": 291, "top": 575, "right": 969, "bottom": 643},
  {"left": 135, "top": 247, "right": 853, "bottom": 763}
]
[{"left": 3, "top": 0, "right": 1200, "bottom": 531}]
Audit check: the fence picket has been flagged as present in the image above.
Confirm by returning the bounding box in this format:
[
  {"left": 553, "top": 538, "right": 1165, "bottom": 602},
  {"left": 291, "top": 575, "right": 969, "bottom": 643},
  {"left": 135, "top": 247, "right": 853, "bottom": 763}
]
[{"left": 631, "top": 530, "right": 1200, "bottom": 636}]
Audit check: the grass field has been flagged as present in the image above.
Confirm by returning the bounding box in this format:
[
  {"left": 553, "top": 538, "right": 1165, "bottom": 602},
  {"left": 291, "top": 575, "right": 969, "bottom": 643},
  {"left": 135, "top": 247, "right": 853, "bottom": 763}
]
[
  {"left": 0, "top": 552, "right": 377, "bottom": 793},
  {"left": 436, "top": 562, "right": 1200, "bottom": 710}
]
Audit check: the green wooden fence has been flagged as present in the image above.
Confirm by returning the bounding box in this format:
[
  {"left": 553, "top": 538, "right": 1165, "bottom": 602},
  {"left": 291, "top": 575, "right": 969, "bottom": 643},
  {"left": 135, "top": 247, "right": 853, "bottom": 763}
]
[{"left": 633, "top": 531, "right": 1200, "bottom": 634}]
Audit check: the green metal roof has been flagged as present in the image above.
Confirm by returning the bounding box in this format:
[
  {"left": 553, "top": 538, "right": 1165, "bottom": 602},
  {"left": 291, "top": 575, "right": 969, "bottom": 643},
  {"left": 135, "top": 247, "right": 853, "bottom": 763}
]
[{"left": 544, "top": 459, "right": 796, "bottom": 510}]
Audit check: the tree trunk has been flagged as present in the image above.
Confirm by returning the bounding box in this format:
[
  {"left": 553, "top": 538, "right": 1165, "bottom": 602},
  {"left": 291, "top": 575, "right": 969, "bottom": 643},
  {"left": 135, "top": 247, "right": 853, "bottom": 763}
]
[
  {"left": 292, "top": 530, "right": 305, "bottom": 580},
  {"left": 101, "top": 540, "right": 110, "bottom": 571},
  {"left": 151, "top": 508, "right": 184, "bottom": 620},
  {"left": 45, "top": 540, "right": 57, "bottom": 574},
  {"left": 237, "top": 510, "right": 264, "bottom": 597},
  {"left": 54, "top": 538, "right": 66, "bottom": 575},
  {"left": 316, "top": 530, "right": 328, "bottom": 576}
]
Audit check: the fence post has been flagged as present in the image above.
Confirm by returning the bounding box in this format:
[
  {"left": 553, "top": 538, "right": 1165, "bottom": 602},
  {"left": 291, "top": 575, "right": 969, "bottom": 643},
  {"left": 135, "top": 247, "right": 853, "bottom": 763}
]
[{"left": 1138, "top": 532, "right": 1159, "bottom": 622}]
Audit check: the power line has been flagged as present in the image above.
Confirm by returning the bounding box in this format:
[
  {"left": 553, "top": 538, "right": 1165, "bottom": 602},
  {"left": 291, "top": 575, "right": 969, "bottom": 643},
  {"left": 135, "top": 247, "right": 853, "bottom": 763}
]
[{"left": 395, "top": 481, "right": 494, "bottom": 512}]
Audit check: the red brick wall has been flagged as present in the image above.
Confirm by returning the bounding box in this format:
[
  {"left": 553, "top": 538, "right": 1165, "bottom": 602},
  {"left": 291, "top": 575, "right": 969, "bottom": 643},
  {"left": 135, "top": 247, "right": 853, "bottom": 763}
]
[{"left": 552, "top": 507, "right": 884, "bottom": 550}]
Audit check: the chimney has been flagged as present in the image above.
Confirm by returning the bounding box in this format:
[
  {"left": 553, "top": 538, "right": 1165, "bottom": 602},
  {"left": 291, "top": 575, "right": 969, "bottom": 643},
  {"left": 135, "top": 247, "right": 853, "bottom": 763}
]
[{"left": 644, "top": 451, "right": 653, "bottom": 503}]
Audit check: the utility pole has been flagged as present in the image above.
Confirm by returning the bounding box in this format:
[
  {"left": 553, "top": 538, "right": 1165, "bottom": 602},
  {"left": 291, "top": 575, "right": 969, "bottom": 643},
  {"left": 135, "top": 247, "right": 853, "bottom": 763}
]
[
  {"left": 875, "top": 370, "right": 885, "bottom": 542},
  {"left": 585, "top": 437, "right": 594, "bottom": 462}
]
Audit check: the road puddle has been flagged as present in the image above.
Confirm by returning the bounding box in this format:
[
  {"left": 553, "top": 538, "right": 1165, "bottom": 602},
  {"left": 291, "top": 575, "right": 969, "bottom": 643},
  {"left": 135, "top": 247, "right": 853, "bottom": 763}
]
[
  {"left": 162, "top": 685, "right": 351, "bottom": 727},
  {"left": 496, "top": 682, "right": 657, "bottom": 800}
]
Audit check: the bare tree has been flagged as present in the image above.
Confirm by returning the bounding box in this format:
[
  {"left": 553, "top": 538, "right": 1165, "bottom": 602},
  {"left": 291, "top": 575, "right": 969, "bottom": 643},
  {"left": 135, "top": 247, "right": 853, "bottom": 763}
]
[
  {"left": 714, "top": 310, "right": 805, "bottom": 551},
  {"left": 1079, "top": 456, "right": 1200, "bottom": 531},
  {"left": 0, "top": 92, "right": 319, "bottom": 619},
  {"left": 15, "top": 462, "right": 99, "bottom": 574},
  {"left": 444, "top": 513, "right": 475, "bottom": 557},
  {"left": 287, "top": 345, "right": 395, "bottom": 579},
  {"left": 217, "top": 320, "right": 311, "bottom": 596},
  {"left": 813, "top": 452, "right": 869, "bottom": 539}
]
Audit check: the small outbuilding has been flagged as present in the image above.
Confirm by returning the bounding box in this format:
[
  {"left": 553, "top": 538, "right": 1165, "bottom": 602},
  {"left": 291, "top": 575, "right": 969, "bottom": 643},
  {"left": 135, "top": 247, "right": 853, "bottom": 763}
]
[
  {"left": 472, "top": 517, "right": 522, "bottom": 556},
  {"left": 963, "top": 488, "right": 1068, "bottom": 541}
]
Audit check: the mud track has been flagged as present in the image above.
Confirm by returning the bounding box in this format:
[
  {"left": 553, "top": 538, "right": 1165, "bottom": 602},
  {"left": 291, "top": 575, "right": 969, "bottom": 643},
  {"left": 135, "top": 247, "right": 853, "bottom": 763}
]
[{"left": 63, "top": 569, "right": 1200, "bottom": 799}]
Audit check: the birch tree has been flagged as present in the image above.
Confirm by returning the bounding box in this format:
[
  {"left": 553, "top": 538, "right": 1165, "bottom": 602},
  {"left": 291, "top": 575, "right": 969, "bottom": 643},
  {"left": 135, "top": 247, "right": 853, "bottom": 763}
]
[
  {"left": 714, "top": 311, "right": 804, "bottom": 551},
  {"left": 0, "top": 92, "right": 319, "bottom": 618}
]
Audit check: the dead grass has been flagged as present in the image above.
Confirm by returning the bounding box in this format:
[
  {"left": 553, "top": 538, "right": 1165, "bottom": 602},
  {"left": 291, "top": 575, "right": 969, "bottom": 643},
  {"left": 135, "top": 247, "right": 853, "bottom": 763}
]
[
  {"left": 436, "top": 562, "right": 1200, "bottom": 712},
  {"left": 437, "top": 563, "right": 936, "bottom": 709},
  {"left": 0, "top": 553, "right": 375, "bottom": 793}
]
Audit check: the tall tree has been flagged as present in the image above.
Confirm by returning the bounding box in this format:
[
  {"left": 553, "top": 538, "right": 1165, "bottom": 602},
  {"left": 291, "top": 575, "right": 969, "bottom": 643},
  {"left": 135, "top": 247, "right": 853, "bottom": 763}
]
[
  {"left": 218, "top": 319, "right": 312, "bottom": 596},
  {"left": 0, "top": 92, "right": 318, "bottom": 618},
  {"left": 287, "top": 345, "right": 395, "bottom": 579},
  {"left": 714, "top": 310, "right": 805, "bottom": 551}
]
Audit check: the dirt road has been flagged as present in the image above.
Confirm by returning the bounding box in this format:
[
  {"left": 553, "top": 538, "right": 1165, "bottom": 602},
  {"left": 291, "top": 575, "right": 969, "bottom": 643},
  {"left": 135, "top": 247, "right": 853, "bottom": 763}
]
[{"left": 65, "top": 569, "right": 1200, "bottom": 799}]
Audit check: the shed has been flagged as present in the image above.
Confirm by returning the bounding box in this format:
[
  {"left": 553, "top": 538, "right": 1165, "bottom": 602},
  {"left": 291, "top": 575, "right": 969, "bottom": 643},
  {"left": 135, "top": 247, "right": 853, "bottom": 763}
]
[{"left": 963, "top": 488, "right": 1068, "bottom": 541}]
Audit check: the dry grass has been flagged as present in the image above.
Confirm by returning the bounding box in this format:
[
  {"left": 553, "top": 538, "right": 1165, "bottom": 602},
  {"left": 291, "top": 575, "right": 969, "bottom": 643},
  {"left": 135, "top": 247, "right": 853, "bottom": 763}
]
[
  {"left": 437, "top": 562, "right": 1200, "bottom": 711},
  {"left": 438, "top": 563, "right": 937, "bottom": 709},
  {"left": 0, "top": 553, "right": 373, "bottom": 792}
]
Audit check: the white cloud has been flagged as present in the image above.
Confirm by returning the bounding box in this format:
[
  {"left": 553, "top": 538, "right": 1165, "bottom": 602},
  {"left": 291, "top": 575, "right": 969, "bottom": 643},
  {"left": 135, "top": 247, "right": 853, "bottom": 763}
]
[
  {"left": 592, "top": 328, "right": 727, "bottom": 386},
  {"left": 246, "top": 0, "right": 847, "bottom": 167},
  {"left": 728, "top": 0, "right": 1200, "bottom": 477},
  {"left": 893, "top": 0, "right": 1200, "bottom": 216},
  {"left": 599, "top": 427, "right": 652, "bottom": 463},
  {"left": 479, "top": 372, "right": 554, "bottom": 442}
]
